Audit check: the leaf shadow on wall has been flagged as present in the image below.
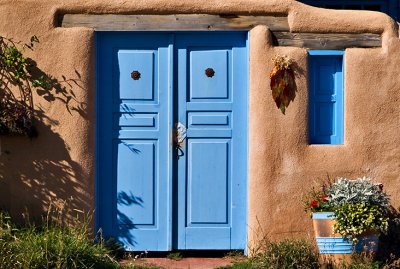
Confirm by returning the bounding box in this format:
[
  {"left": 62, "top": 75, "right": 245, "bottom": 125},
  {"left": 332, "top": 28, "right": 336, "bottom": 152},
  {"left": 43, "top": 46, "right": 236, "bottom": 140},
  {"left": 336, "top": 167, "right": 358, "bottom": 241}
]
[
  {"left": 26, "top": 58, "right": 87, "bottom": 117},
  {"left": 0, "top": 61, "right": 90, "bottom": 226},
  {"left": 113, "top": 143, "right": 146, "bottom": 248},
  {"left": 116, "top": 191, "right": 143, "bottom": 248}
]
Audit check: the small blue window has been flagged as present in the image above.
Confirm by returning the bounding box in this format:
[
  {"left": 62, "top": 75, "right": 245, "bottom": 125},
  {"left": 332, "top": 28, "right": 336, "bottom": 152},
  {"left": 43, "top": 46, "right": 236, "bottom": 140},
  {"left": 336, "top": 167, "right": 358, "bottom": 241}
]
[{"left": 309, "top": 50, "right": 344, "bottom": 145}]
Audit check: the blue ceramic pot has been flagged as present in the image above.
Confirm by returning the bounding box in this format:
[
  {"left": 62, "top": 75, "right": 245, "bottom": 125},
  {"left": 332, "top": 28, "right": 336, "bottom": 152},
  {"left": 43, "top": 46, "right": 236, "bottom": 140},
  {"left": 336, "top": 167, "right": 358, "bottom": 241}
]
[{"left": 312, "top": 212, "right": 379, "bottom": 254}]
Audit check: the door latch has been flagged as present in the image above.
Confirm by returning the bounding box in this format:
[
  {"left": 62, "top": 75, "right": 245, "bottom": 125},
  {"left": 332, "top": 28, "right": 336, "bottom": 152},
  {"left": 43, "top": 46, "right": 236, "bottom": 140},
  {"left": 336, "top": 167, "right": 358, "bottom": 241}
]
[{"left": 174, "top": 122, "right": 187, "bottom": 159}]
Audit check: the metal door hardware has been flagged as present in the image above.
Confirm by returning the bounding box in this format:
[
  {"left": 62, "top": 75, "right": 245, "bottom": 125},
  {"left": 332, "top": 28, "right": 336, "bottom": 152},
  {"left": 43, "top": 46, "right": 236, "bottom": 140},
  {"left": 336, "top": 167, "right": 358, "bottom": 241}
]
[
  {"left": 131, "top": 70, "right": 141, "bottom": 80},
  {"left": 174, "top": 122, "right": 187, "bottom": 159}
]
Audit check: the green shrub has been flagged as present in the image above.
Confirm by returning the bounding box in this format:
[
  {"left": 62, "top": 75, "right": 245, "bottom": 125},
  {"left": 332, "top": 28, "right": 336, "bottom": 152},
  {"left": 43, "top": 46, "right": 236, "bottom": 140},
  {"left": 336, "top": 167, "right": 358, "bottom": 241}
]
[
  {"left": 0, "top": 212, "right": 19, "bottom": 268},
  {"left": 253, "top": 239, "right": 319, "bottom": 269},
  {"left": 334, "top": 254, "right": 380, "bottom": 269},
  {"left": 334, "top": 203, "right": 389, "bottom": 244},
  {"left": 12, "top": 226, "right": 118, "bottom": 268},
  {"left": 166, "top": 252, "right": 182, "bottom": 261},
  {"left": 327, "top": 177, "right": 389, "bottom": 209},
  {"left": 324, "top": 177, "right": 391, "bottom": 245},
  {"left": 218, "top": 239, "right": 319, "bottom": 269},
  {"left": 0, "top": 210, "right": 120, "bottom": 269}
]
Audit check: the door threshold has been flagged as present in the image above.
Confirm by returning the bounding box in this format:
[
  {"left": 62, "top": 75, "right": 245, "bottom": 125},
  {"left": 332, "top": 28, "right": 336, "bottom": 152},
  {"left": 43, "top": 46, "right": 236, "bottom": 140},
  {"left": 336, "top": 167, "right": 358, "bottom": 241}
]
[
  {"left": 121, "top": 250, "right": 244, "bottom": 258},
  {"left": 120, "top": 250, "right": 245, "bottom": 269}
]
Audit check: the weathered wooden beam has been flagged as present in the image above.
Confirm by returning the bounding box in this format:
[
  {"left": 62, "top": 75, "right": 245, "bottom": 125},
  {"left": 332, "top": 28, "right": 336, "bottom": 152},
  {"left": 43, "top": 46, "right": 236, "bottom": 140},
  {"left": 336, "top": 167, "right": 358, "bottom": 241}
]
[
  {"left": 60, "top": 14, "right": 382, "bottom": 48},
  {"left": 272, "top": 32, "right": 382, "bottom": 49},
  {"left": 60, "top": 14, "right": 290, "bottom": 31}
]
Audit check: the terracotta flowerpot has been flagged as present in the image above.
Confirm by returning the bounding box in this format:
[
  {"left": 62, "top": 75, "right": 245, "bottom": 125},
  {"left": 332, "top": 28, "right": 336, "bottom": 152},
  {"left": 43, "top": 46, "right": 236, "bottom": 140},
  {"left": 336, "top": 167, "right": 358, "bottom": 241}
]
[{"left": 312, "top": 212, "right": 379, "bottom": 255}]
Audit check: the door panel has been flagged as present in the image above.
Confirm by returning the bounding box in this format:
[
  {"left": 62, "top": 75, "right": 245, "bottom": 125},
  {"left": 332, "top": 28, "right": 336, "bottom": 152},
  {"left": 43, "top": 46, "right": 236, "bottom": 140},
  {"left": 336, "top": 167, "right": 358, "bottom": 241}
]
[
  {"left": 188, "top": 112, "right": 231, "bottom": 127},
  {"left": 188, "top": 140, "right": 230, "bottom": 225},
  {"left": 176, "top": 33, "right": 247, "bottom": 250},
  {"left": 97, "top": 33, "right": 172, "bottom": 251},
  {"left": 97, "top": 32, "right": 247, "bottom": 251},
  {"left": 116, "top": 140, "right": 156, "bottom": 226},
  {"left": 190, "top": 50, "right": 229, "bottom": 100},
  {"left": 117, "top": 51, "right": 155, "bottom": 100}
]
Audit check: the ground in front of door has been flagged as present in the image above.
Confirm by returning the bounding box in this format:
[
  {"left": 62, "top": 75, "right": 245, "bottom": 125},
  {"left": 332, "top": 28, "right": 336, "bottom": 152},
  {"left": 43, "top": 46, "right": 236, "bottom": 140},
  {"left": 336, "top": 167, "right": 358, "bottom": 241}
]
[{"left": 120, "top": 257, "right": 235, "bottom": 269}]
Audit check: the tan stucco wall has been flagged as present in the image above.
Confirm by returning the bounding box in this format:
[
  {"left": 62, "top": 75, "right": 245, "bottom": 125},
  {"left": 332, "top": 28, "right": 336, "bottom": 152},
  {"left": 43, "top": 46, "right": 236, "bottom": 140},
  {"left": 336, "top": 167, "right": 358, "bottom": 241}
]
[{"left": 0, "top": 0, "right": 399, "bottom": 250}]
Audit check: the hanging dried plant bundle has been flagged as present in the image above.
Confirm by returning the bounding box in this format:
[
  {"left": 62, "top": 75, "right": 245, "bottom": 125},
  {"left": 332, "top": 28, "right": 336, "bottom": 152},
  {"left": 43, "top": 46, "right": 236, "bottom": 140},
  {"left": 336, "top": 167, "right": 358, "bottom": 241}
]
[{"left": 270, "top": 55, "right": 296, "bottom": 114}]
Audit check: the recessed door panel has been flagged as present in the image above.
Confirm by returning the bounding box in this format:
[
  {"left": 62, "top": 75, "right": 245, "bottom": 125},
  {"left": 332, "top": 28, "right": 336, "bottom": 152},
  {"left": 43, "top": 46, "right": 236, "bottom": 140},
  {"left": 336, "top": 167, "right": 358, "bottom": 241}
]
[
  {"left": 190, "top": 50, "right": 229, "bottom": 100},
  {"left": 114, "top": 113, "right": 158, "bottom": 129},
  {"left": 117, "top": 51, "right": 155, "bottom": 101},
  {"left": 115, "top": 140, "right": 156, "bottom": 227},
  {"left": 187, "top": 140, "right": 230, "bottom": 225},
  {"left": 316, "top": 103, "right": 334, "bottom": 136},
  {"left": 317, "top": 63, "right": 335, "bottom": 95},
  {"left": 188, "top": 112, "right": 231, "bottom": 128}
]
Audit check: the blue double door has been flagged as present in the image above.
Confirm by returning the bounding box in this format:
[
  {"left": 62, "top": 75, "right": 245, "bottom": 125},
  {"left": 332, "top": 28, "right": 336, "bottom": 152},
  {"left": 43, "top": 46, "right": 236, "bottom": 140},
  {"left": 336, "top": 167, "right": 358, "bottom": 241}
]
[{"left": 97, "top": 32, "right": 248, "bottom": 251}]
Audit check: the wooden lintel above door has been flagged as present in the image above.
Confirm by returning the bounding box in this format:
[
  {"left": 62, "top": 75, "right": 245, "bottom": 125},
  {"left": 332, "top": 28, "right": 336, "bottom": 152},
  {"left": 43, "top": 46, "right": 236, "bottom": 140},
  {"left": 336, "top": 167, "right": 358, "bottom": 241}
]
[
  {"left": 59, "top": 13, "right": 382, "bottom": 49},
  {"left": 60, "top": 14, "right": 289, "bottom": 31}
]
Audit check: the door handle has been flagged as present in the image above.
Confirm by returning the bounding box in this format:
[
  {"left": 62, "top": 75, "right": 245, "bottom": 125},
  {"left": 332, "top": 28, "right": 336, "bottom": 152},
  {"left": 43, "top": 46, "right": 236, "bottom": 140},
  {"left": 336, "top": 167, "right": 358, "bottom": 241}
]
[{"left": 174, "top": 122, "right": 187, "bottom": 159}]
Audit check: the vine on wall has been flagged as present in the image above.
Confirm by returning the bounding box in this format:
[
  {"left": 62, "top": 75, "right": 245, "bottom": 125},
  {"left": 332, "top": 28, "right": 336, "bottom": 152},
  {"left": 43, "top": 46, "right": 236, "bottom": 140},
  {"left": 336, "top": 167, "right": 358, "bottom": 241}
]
[{"left": 0, "top": 36, "right": 49, "bottom": 138}]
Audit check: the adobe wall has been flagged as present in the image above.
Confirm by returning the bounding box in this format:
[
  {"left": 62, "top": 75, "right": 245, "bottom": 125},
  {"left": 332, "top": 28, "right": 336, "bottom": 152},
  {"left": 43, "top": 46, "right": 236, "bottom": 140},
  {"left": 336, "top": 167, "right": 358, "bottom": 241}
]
[{"left": 0, "top": 0, "right": 399, "bottom": 250}]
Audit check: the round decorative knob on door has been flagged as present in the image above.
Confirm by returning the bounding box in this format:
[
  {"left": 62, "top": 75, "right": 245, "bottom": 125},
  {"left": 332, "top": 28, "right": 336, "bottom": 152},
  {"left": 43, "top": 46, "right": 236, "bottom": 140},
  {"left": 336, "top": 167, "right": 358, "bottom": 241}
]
[
  {"left": 205, "top": 68, "right": 215, "bottom": 78},
  {"left": 131, "top": 70, "right": 141, "bottom": 80}
]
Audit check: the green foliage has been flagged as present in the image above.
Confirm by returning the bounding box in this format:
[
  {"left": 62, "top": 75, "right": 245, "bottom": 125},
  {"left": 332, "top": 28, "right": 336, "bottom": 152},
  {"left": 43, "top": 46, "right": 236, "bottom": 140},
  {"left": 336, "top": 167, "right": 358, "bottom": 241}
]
[
  {"left": 304, "top": 184, "right": 333, "bottom": 213},
  {"left": 166, "top": 252, "right": 183, "bottom": 261},
  {"left": 253, "top": 239, "right": 319, "bottom": 269},
  {"left": 0, "top": 212, "right": 17, "bottom": 268},
  {"left": 327, "top": 177, "right": 389, "bottom": 209},
  {"left": 13, "top": 227, "right": 118, "bottom": 268},
  {"left": 3, "top": 46, "right": 27, "bottom": 80},
  {"left": 326, "top": 177, "right": 391, "bottom": 244},
  {"left": 0, "top": 210, "right": 122, "bottom": 269},
  {"left": 334, "top": 203, "right": 389, "bottom": 244},
  {"left": 215, "top": 260, "right": 254, "bottom": 269},
  {"left": 0, "top": 35, "right": 49, "bottom": 137},
  {"left": 0, "top": 35, "right": 46, "bottom": 86},
  {"left": 305, "top": 176, "right": 392, "bottom": 245},
  {"left": 217, "top": 237, "right": 400, "bottom": 269},
  {"left": 218, "top": 239, "right": 319, "bottom": 269},
  {"left": 334, "top": 253, "right": 380, "bottom": 269},
  {"left": 224, "top": 250, "right": 246, "bottom": 261}
]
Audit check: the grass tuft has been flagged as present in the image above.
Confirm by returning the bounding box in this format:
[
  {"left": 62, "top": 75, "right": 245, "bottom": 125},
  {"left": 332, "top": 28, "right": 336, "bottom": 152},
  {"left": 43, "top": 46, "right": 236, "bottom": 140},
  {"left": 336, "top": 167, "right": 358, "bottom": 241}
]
[
  {"left": 0, "top": 207, "right": 120, "bottom": 269},
  {"left": 166, "top": 252, "right": 183, "bottom": 261},
  {"left": 254, "top": 238, "right": 319, "bottom": 269}
]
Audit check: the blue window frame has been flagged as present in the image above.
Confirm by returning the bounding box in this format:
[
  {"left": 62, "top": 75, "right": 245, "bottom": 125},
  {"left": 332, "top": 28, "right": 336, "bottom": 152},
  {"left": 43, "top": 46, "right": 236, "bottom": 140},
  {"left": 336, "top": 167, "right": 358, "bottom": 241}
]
[{"left": 308, "top": 50, "right": 344, "bottom": 145}]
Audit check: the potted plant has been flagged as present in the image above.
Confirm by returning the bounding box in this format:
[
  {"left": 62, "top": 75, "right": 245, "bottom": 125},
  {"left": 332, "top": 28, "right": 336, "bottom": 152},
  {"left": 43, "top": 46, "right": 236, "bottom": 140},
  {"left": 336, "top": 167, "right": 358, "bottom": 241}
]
[{"left": 304, "top": 176, "right": 390, "bottom": 255}]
